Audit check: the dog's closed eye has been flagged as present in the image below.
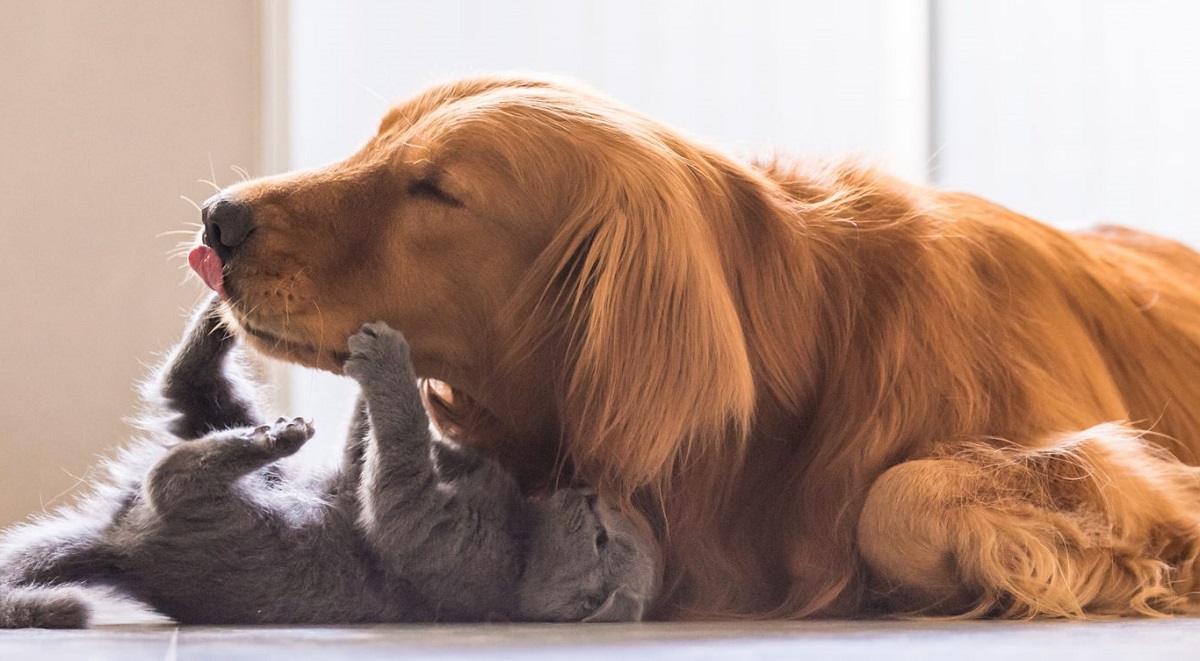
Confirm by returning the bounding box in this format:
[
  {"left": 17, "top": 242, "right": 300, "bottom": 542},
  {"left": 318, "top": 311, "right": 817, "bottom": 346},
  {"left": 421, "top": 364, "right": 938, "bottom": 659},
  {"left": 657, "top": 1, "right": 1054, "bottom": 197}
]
[{"left": 408, "top": 178, "right": 463, "bottom": 208}]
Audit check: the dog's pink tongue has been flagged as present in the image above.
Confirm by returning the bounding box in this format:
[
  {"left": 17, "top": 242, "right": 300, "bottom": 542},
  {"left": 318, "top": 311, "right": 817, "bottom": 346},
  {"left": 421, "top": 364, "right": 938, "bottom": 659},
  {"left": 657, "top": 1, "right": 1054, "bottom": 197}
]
[{"left": 188, "top": 245, "right": 227, "bottom": 300}]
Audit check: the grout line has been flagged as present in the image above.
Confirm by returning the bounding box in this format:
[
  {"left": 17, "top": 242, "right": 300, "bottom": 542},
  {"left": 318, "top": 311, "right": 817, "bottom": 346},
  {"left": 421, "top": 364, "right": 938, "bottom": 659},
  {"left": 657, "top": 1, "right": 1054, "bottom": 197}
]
[{"left": 163, "top": 626, "right": 180, "bottom": 661}]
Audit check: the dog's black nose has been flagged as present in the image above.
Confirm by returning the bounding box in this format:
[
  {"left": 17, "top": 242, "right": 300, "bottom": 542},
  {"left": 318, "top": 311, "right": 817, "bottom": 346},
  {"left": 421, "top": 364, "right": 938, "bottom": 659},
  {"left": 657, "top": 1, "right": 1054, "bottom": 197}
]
[{"left": 201, "top": 195, "right": 255, "bottom": 264}]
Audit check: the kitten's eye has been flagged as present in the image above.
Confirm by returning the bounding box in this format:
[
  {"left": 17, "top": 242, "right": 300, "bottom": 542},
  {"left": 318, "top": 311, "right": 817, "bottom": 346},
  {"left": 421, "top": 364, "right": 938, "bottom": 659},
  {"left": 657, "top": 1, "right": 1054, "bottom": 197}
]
[{"left": 595, "top": 526, "right": 609, "bottom": 550}]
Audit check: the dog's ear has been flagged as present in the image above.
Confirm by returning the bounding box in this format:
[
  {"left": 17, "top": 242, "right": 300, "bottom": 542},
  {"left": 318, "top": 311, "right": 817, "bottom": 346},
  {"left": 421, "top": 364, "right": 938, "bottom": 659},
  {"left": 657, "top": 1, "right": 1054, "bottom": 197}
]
[{"left": 520, "top": 158, "right": 758, "bottom": 497}]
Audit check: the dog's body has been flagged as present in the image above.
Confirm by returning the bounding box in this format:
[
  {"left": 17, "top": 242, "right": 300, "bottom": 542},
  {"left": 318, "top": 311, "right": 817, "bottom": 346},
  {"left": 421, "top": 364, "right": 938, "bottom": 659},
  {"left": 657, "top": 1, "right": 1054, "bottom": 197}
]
[
  {"left": 192, "top": 75, "right": 1200, "bottom": 619},
  {"left": 0, "top": 298, "right": 657, "bottom": 627}
]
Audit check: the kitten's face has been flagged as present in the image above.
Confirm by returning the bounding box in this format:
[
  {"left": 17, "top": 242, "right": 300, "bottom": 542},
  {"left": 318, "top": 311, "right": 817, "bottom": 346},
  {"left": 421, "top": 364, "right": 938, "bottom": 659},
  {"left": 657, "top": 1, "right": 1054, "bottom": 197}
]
[{"left": 518, "top": 490, "right": 659, "bottom": 622}]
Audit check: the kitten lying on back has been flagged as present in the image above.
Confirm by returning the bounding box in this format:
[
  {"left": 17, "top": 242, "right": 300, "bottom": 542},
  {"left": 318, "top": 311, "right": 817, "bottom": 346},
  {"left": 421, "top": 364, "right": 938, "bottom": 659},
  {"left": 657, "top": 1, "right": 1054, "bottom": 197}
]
[{"left": 0, "top": 296, "right": 658, "bottom": 627}]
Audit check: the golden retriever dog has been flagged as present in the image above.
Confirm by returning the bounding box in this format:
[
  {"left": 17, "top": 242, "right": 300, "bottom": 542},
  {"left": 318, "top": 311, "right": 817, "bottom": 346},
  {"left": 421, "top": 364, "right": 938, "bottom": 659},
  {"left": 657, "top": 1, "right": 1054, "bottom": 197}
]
[{"left": 190, "top": 75, "right": 1200, "bottom": 619}]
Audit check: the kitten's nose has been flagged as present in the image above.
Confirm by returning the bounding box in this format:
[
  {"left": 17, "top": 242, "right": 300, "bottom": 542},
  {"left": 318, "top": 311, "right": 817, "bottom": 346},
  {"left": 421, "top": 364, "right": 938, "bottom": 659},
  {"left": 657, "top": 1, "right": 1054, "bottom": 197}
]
[{"left": 201, "top": 195, "right": 255, "bottom": 264}]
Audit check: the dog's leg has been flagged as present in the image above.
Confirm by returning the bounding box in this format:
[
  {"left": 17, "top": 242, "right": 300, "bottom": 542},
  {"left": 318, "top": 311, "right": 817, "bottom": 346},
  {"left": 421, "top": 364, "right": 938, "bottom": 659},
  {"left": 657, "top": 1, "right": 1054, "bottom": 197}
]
[
  {"left": 145, "top": 419, "right": 313, "bottom": 517},
  {"left": 857, "top": 423, "right": 1200, "bottom": 617},
  {"left": 344, "top": 322, "right": 523, "bottom": 618},
  {"left": 157, "top": 294, "right": 263, "bottom": 439}
]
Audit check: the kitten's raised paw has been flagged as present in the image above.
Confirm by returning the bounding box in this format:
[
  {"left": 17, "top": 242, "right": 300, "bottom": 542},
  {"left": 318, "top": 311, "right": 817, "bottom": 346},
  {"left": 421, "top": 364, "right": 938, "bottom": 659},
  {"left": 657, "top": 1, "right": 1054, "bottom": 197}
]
[
  {"left": 0, "top": 587, "right": 92, "bottom": 629},
  {"left": 254, "top": 417, "right": 314, "bottom": 457},
  {"left": 343, "top": 322, "right": 413, "bottom": 386}
]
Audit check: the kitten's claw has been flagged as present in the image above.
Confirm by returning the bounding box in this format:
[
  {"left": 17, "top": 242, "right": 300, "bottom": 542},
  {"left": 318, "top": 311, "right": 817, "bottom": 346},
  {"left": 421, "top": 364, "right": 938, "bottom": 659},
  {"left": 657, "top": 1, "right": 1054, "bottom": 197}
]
[{"left": 251, "top": 417, "right": 314, "bottom": 457}]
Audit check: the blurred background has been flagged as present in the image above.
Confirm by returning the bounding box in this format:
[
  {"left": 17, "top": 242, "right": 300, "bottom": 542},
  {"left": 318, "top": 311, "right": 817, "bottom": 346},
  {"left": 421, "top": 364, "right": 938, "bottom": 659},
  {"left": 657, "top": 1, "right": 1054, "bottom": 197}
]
[{"left": 1, "top": 0, "right": 1197, "bottom": 527}]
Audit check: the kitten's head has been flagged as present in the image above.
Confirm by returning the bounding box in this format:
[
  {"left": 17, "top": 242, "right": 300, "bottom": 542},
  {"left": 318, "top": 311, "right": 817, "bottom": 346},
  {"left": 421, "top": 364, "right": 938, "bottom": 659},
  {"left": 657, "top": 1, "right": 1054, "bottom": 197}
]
[{"left": 518, "top": 489, "right": 660, "bottom": 622}]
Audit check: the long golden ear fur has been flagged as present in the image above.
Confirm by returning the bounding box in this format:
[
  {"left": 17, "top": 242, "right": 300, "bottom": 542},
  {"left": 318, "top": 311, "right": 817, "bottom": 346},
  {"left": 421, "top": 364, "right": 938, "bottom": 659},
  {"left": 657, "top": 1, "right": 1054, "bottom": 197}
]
[{"left": 514, "top": 129, "right": 757, "bottom": 499}]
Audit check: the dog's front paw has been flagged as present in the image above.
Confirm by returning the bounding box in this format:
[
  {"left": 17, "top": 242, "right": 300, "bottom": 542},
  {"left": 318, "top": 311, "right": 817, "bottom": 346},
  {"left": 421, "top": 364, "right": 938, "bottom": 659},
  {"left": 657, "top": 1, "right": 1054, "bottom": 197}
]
[
  {"left": 343, "top": 322, "right": 414, "bottom": 388},
  {"left": 252, "top": 417, "right": 315, "bottom": 457}
]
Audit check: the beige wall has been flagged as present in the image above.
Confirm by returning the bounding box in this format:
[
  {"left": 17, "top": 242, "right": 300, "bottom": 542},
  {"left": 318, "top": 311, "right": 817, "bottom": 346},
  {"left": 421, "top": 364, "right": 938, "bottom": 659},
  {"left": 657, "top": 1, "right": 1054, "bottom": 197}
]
[{"left": 0, "top": 1, "right": 262, "bottom": 527}]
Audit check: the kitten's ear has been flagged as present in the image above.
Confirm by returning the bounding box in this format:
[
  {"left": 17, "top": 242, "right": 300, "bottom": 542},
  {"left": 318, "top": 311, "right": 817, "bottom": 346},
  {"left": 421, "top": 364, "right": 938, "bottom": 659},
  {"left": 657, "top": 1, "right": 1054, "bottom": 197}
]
[{"left": 581, "top": 588, "right": 644, "bottom": 623}]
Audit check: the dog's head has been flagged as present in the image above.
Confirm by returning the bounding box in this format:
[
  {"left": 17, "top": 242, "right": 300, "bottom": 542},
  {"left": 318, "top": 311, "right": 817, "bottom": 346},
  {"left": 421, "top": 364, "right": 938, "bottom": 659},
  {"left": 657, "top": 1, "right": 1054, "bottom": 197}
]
[{"left": 195, "top": 75, "right": 760, "bottom": 494}]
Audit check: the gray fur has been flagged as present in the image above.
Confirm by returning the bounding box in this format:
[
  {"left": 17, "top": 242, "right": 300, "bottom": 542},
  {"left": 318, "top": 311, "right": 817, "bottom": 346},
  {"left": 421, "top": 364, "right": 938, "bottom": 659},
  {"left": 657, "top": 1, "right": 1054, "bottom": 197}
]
[{"left": 0, "top": 297, "right": 659, "bottom": 627}]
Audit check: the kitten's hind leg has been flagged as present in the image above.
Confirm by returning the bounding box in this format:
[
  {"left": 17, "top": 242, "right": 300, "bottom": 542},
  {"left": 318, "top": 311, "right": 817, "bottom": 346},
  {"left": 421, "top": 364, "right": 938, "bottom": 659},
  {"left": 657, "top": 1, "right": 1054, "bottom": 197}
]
[
  {"left": 156, "top": 294, "right": 262, "bottom": 439},
  {"left": 0, "top": 586, "right": 91, "bottom": 629},
  {"left": 146, "top": 418, "right": 314, "bottom": 516}
]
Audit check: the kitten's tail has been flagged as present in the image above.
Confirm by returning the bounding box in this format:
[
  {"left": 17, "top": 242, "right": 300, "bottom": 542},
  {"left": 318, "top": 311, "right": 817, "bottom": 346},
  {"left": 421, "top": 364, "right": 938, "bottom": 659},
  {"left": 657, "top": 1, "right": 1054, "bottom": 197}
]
[
  {"left": 0, "top": 585, "right": 91, "bottom": 629},
  {"left": 0, "top": 505, "right": 121, "bottom": 628}
]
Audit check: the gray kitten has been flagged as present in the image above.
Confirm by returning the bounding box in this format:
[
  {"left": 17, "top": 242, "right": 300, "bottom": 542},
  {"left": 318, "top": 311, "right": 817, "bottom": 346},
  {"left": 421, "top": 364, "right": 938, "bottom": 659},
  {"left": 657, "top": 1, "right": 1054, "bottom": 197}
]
[{"left": 0, "top": 297, "right": 658, "bottom": 627}]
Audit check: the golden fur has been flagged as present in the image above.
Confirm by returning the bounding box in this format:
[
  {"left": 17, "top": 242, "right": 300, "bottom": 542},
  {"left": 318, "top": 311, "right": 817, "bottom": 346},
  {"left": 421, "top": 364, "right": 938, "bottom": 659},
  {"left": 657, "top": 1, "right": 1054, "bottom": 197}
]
[{"left": 216, "top": 75, "right": 1200, "bottom": 618}]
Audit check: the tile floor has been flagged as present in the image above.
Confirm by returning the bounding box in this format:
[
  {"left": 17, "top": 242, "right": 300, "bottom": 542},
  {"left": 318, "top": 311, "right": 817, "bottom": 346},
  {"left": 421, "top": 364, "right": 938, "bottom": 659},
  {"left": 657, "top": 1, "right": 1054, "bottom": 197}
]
[{"left": 1, "top": 596, "right": 1198, "bottom": 660}]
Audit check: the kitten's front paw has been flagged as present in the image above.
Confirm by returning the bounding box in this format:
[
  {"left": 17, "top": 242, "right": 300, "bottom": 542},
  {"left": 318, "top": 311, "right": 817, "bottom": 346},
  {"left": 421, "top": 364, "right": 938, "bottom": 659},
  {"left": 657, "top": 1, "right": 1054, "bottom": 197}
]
[
  {"left": 253, "top": 417, "right": 314, "bottom": 457},
  {"left": 343, "top": 322, "right": 414, "bottom": 388}
]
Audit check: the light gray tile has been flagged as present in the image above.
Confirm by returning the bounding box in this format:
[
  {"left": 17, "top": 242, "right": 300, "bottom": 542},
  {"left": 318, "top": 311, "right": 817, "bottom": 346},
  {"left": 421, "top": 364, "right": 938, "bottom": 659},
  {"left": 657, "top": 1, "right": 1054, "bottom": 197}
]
[{"left": 5, "top": 618, "right": 1200, "bottom": 661}]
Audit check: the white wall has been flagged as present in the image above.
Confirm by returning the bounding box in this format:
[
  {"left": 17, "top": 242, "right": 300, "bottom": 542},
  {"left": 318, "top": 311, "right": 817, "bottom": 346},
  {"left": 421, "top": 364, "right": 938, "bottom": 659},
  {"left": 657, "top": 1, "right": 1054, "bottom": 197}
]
[
  {"left": 283, "top": 0, "right": 920, "bottom": 454},
  {"left": 0, "top": 1, "right": 262, "bottom": 527},
  {"left": 289, "top": 0, "right": 912, "bottom": 162},
  {"left": 933, "top": 0, "right": 1200, "bottom": 243}
]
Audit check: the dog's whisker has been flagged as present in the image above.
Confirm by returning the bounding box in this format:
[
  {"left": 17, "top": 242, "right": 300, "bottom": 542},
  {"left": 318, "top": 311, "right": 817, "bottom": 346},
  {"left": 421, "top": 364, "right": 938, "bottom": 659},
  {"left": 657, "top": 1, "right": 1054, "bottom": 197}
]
[
  {"left": 207, "top": 153, "right": 220, "bottom": 192},
  {"left": 280, "top": 286, "right": 293, "bottom": 347},
  {"left": 549, "top": 441, "right": 572, "bottom": 492},
  {"left": 157, "top": 229, "right": 202, "bottom": 239},
  {"left": 179, "top": 195, "right": 203, "bottom": 213},
  {"left": 310, "top": 295, "right": 328, "bottom": 360},
  {"left": 245, "top": 301, "right": 267, "bottom": 321}
]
